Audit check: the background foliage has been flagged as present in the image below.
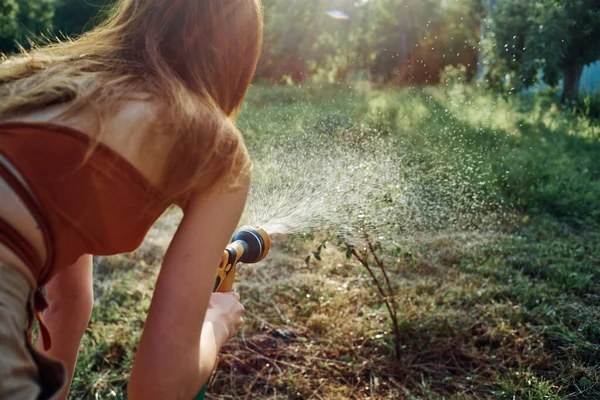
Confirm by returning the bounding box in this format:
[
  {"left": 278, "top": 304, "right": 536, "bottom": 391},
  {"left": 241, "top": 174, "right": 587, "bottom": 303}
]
[
  {"left": 258, "top": 0, "right": 482, "bottom": 84},
  {"left": 0, "top": 0, "right": 112, "bottom": 54},
  {"left": 2, "top": 0, "right": 599, "bottom": 103}
]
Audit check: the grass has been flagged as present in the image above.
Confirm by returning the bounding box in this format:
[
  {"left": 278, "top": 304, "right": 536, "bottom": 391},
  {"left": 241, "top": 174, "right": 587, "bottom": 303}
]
[{"left": 69, "top": 83, "right": 599, "bottom": 399}]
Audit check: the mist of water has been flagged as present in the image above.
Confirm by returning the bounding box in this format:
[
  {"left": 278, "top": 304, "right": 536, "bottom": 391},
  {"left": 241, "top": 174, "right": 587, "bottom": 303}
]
[{"left": 241, "top": 122, "right": 504, "bottom": 246}]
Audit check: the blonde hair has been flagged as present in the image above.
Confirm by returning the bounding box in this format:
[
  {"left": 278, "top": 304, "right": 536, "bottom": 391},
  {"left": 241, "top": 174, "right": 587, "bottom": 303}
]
[{"left": 0, "top": 0, "right": 263, "bottom": 202}]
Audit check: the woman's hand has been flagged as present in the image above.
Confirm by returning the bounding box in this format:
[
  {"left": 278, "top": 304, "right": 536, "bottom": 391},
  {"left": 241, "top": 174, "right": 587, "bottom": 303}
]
[{"left": 204, "top": 292, "right": 245, "bottom": 347}]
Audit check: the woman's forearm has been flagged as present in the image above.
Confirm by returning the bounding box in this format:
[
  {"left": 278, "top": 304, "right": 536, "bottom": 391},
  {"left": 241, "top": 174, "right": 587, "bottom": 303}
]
[
  {"left": 36, "top": 254, "right": 94, "bottom": 399},
  {"left": 36, "top": 300, "right": 93, "bottom": 399}
]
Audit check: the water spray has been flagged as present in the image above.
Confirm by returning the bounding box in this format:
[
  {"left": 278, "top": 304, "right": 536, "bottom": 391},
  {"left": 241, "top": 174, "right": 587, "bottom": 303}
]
[{"left": 195, "top": 225, "right": 271, "bottom": 400}]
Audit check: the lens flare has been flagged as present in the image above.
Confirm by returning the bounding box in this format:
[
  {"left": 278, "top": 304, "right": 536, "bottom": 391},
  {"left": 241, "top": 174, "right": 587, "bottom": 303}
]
[{"left": 325, "top": 10, "right": 349, "bottom": 20}]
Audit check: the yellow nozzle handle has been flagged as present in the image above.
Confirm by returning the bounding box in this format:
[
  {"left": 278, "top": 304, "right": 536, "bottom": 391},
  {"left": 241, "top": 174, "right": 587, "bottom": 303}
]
[{"left": 214, "top": 241, "right": 245, "bottom": 292}]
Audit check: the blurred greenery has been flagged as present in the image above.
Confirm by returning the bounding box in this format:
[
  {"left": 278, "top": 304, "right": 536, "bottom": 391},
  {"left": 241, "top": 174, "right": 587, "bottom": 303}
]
[
  {"left": 0, "top": 0, "right": 113, "bottom": 54},
  {"left": 0, "top": 0, "right": 54, "bottom": 53},
  {"left": 258, "top": 0, "right": 482, "bottom": 85}
]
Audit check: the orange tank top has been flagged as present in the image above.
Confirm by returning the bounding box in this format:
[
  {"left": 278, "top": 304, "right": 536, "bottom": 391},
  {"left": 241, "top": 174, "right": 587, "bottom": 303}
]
[
  {"left": 0, "top": 122, "right": 172, "bottom": 349},
  {"left": 0, "top": 121, "right": 171, "bottom": 285}
]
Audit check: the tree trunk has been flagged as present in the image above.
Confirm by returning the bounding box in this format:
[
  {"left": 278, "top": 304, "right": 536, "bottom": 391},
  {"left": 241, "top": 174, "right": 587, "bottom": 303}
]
[
  {"left": 396, "top": 7, "right": 408, "bottom": 82},
  {"left": 562, "top": 64, "right": 584, "bottom": 104},
  {"left": 397, "top": 27, "right": 408, "bottom": 78}
]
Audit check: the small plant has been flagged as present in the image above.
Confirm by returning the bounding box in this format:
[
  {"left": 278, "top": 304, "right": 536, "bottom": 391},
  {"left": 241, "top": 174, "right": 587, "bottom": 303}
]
[{"left": 340, "top": 232, "right": 408, "bottom": 362}]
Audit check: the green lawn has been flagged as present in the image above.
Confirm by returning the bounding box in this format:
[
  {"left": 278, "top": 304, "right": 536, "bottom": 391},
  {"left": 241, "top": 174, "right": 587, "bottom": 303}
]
[{"left": 71, "top": 84, "right": 600, "bottom": 399}]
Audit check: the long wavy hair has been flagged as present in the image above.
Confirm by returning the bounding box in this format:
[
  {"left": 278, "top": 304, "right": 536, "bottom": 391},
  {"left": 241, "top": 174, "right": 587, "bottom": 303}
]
[{"left": 0, "top": 0, "right": 263, "bottom": 202}]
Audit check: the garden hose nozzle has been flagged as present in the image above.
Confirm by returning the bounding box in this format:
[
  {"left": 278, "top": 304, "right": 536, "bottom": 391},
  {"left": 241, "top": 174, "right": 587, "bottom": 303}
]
[{"left": 213, "top": 225, "right": 271, "bottom": 292}]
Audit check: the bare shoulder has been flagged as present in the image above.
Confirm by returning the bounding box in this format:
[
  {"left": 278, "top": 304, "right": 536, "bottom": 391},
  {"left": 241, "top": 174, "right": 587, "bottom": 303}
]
[
  {"left": 84, "top": 97, "right": 170, "bottom": 187},
  {"left": 1, "top": 93, "right": 158, "bottom": 134}
]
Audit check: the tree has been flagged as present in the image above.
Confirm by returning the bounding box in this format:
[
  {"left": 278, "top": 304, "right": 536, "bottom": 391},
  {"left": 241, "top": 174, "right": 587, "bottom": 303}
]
[
  {"left": 0, "top": 0, "right": 55, "bottom": 54},
  {"left": 0, "top": 0, "right": 112, "bottom": 55},
  {"left": 483, "top": 0, "right": 600, "bottom": 103}
]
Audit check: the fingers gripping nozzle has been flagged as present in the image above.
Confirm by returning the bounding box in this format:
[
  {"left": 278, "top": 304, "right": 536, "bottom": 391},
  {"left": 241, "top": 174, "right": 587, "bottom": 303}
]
[{"left": 213, "top": 226, "right": 271, "bottom": 292}]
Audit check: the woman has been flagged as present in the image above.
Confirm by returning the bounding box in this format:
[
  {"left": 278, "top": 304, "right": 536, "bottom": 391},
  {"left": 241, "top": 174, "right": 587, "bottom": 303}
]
[{"left": 0, "top": 0, "right": 263, "bottom": 398}]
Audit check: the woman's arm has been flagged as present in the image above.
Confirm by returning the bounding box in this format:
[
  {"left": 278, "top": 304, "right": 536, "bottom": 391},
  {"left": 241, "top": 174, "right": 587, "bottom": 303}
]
[
  {"left": 36, "top": 254, "right": 94, "bottom": 400},
  {"left": 128, "top": 182, "right": 249, "bottom": 400}
]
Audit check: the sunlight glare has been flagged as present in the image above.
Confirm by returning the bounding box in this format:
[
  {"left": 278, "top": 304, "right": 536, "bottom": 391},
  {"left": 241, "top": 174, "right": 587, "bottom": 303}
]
[{"left": 325, "top": 10, "right": 350, "bottom": 20}]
